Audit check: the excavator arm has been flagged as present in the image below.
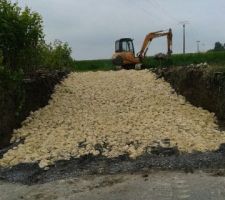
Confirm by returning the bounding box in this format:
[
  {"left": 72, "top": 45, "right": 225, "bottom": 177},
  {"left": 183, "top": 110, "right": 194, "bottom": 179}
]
[{"left": 137, "top": 28, "right": 173, "bottom": 60}]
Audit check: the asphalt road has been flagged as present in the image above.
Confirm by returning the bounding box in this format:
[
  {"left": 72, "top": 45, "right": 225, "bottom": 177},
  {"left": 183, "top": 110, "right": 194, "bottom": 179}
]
[{"left": 1, "top": 171, "right": 225, "bottom": 200}]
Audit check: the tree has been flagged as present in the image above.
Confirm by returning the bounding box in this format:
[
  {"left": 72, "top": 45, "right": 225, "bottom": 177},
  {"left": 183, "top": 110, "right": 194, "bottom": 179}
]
[
  {"left": 0, "top": 0, "right": 75, "bottom": 72},
  {"left": 214, "top": 42, "right": 225, "bottom": 51},
  {"left": 0, "top": 50, "right": 3, "bottom": 65},
  {"left": 40, "top": 40, "right": 74, "bottom": 70},
  {"left": 0, "top": 0, "right": 44, "bottom": 70}
]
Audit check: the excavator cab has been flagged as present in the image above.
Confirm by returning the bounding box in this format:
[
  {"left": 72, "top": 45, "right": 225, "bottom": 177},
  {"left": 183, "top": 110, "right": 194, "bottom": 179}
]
[
  {"left": 115, "top": 38, "right": 135, "bottom": 55},
  {"left": 113, "top": 38, "right": 139, "bottom": 68}
]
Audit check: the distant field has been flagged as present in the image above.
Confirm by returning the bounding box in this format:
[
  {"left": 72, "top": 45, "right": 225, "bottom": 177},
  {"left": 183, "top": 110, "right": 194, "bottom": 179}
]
[
  {"left": 74, "top": 52, "right": 225, "bottom": 71},
  {"left": 144, "top": 51, "right": 225, "bottom": 68},
  {"left": 75, "top": 59, "right": 113, "bottom": 71}
]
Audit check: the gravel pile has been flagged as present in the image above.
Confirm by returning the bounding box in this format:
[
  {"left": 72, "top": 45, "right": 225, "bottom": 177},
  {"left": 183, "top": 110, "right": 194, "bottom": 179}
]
[{"left": 0, "top": 70, "right": 225, "bottom": 169}]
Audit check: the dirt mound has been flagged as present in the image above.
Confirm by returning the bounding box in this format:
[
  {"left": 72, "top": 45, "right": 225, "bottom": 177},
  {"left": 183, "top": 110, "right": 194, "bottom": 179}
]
[{"left": 0, "top": 70, "right": 225, "bottom": 169}]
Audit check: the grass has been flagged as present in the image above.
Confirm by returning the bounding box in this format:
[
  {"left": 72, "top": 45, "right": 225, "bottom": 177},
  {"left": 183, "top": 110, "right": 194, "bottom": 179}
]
[
  {"left": 144, "top": 51, "right": 225, "bottom": 68},
  {"left": 74, "top": 51, "right": 225, "bottom": 72},
  {"left": 75, "top": 59, "right": 114, "bottom": 71}
]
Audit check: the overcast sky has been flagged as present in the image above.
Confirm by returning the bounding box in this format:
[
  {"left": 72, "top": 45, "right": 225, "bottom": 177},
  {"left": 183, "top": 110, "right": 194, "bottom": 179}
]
[{"left": 14, "top": 0, "right": 225, "bottom": 60}]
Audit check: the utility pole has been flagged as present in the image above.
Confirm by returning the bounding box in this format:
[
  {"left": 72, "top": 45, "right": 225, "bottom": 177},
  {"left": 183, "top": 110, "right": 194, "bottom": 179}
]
[
  {"left": 179, "top": 21, "right": 189, "bottom": 54},
  {"left": 183, "top": 24, "right": 186, "bottom": 54},
  {"left": 196, "top": 41, "right": 200, "bottom": 53}
]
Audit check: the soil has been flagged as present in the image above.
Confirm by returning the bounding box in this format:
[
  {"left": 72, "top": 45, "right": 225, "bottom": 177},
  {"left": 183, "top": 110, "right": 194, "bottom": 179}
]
[
  {"left": 1, "top": 148, "right": 225, "bottom": 185},
  {"left": 153, "top": 65, "right": 225, "bottom": 122},
  {"left": 0, "top": 70, "right": 68, "bottom": 148}
]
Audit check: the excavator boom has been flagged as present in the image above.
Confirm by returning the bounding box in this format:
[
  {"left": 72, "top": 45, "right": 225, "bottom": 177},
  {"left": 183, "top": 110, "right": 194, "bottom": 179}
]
[{"left": 137, "top": 28, "right": 173, "bottom": 60}]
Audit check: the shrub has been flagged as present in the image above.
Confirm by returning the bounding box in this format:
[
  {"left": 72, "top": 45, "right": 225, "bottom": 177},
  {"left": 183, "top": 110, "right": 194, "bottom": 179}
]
[
  {"left": 0, "top": 0, "right": 75, "bottom": 72},
  {"left": 40, "top": 40, "right": 75, "bottom": 70},
  {"left": 0, "top": 0, "right": 44, "bottom": 70}
]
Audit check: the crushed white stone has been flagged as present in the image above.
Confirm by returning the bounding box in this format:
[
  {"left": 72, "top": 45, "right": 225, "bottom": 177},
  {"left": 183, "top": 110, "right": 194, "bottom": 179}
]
[{"left": 0, "top": 70, "right": 225, "bottom": 169}]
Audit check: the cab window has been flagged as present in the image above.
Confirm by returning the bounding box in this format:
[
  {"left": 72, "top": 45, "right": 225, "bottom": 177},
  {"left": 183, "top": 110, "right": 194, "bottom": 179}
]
[
  {"left": 122, "top": 41, "right": 134, "bottom": 52},
  {"left": 128, "top": 40, "right": 134, "bottom": 54},
  {"left": 122, "top": 41, "right": 129, "bottom": 51},
  {"left": 115, "top": 41, "right": 120, "bottom": 52}
]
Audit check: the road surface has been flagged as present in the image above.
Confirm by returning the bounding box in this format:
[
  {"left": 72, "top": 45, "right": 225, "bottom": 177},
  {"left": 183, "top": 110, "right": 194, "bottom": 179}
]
[{"left": 1, "top": 171, "right": 225, "bottom": 200}]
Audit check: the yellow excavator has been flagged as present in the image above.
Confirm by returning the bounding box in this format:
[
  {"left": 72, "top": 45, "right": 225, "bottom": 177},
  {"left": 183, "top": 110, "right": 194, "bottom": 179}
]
[{"left": 112, "top": 28, "right": 173, "bottom": 69}]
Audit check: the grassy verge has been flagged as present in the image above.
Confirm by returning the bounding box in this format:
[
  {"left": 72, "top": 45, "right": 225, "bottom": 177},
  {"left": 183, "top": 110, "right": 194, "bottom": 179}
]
[{"left": 74, "top": 52, "right": 225, "bottom": 71}]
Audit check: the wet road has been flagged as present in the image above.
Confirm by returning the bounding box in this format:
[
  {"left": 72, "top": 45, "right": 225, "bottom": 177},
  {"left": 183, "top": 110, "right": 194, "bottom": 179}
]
[{"left": 1, "top": 171, "right": 225, "bottom": 200}]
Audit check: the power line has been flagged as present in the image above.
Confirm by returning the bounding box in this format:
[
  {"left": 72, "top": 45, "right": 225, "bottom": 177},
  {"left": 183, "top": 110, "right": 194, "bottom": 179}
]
[
  {"left": 134, "top": 0, "right": 176, "bottom": 26},
  {"left": 148, "top": 0, "right": 179, "bottom": 23},
  {"left": 130, "top": 1, "right": 161, "bottom": 27}
]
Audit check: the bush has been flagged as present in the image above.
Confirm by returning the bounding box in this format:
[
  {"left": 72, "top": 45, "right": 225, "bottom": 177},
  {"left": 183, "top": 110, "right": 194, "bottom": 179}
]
[
  {"left": 0, "top": 66, "right": 23, "bottom": 88},
  {"left": 0, "top": 0, "right": 75, "bottom": 72},
  {"left": 0, "top": 0, "right": 44, "bottom": 70},
  {"left": 40, "top": 40, "right": 75, "bottom": 70}
]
